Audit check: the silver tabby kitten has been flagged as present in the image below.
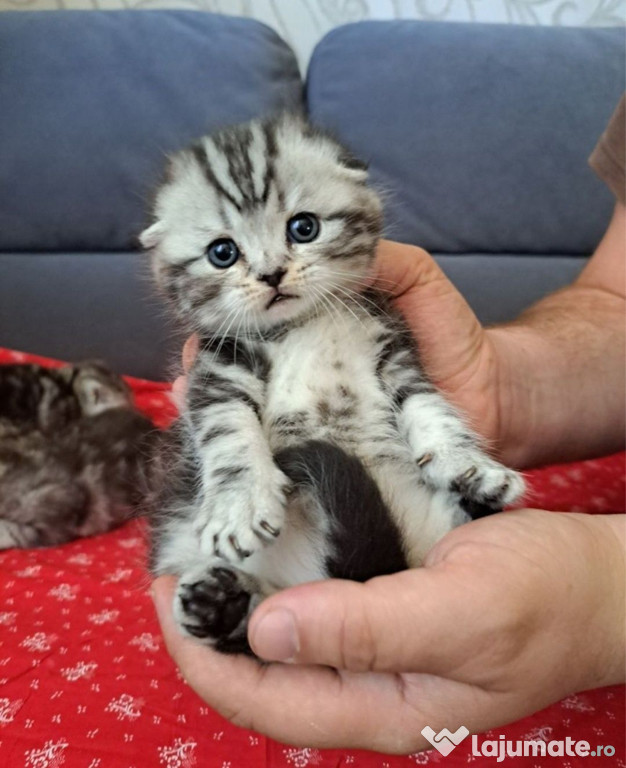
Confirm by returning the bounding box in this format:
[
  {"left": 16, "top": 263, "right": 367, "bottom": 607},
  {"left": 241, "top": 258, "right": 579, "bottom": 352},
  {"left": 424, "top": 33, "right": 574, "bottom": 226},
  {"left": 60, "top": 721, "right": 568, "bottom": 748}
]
[
  {"left": 142, "top": 113, "right": 525, "bottom": 655},
  {"left": 0, "top": 361, "right": 154, "bottom": 549}
]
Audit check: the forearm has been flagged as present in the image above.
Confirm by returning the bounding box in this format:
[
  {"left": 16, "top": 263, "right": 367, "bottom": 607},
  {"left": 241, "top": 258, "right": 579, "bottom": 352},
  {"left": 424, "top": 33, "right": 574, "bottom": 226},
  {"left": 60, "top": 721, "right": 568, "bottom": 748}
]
[
  {"left": 491, "top": 285, "right": 625, "bottom": 467},
  {"left": 490, "top": 204, "right": 625, "bottom": 468}
]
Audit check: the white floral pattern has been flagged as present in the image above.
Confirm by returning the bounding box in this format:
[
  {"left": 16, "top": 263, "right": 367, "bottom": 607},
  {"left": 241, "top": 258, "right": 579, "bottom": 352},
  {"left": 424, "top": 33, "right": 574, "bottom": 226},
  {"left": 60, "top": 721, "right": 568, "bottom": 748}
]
[
  {"left": 87, "top": 609, "right": 120, "bottom": 625},
  {"left": 0, "top": 697, "right": 23, "bottom": 725},
  {"left": 284, "top": 747, "right": 323, "bottom": 767},
  {"left": 15, "top": 565, "right": 42, "bottom": 578},
  {"left": 118, "top": 537, "right": 143, "bottom": 549},
  {"left": 408, "top": 751, "right": 440, "bottom": 764},
  {"left": 20, "top": 632, "right": 58, "bottom": 653},
  {"left": 48, "top": 584, "right": 79, "bottom": 601},
  {"left": 105, "top": 694, "right": 144, "bottom": 722},
  {"left": 157, "top": 737, "right": 197, "bottom": 768},
  {"left": 24, "top": 739, "right": 68, "bottom": 768},
  {"left": 104, "top": 568, "right": 133, "bottom": 583},
  {"left": 128, "top": 633, "right": 160, "bottom": 652},
  {"left": 60, "top": 661, "right": 99, "bottom": 682},
  {"left": 561, "top": 694, "right": 596, "bottom": 712},
  {"left": 66, "top": 553, "right": 93, "bottom": 566}
]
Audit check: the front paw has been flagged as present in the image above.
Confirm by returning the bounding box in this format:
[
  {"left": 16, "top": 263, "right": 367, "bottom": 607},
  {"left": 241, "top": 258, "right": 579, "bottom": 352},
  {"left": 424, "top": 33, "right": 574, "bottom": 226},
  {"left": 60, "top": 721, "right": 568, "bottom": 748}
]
[
  {"left": 417, "top": 451, "right": 524, "bottom": 510},
  {"left": 451, "top": 460, "right": 525, "bottom": 509},
  {"left": 198, "top": 466, "right": 289, "bottom": 562}
]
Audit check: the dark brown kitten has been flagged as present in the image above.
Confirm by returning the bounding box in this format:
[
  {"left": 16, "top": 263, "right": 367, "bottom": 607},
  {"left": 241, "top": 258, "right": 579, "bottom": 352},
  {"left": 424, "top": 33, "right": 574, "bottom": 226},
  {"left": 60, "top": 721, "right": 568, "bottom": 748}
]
[{"left": 0, "top": 361, "right": 155, "bottom": 549}]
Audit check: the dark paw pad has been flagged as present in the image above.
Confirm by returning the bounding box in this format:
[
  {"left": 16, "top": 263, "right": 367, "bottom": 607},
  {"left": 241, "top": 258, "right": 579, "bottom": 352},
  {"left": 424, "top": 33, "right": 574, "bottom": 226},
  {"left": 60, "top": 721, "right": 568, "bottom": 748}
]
[
  {"left": 459, "top": 496, "right": 502, "bottom": 519},
  {"left": 178, "top": 567, "right": 251, "bottom": 647}
]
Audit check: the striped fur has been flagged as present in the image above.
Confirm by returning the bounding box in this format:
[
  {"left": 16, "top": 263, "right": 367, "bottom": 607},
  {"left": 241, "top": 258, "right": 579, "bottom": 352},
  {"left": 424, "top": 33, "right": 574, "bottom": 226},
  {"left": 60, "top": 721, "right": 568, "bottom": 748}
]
[
  {"left": 0, "top": 362, "right": 155, "bottom": 549},
  {"left": 142, "top": 113, "right": 525, "bottom": 655}
]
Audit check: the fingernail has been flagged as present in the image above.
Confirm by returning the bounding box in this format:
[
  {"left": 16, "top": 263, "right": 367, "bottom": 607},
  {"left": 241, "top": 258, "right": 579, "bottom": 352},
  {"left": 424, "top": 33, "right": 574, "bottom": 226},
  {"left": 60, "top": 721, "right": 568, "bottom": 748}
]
[{"left": 250, "top": 608, "right": 299, "bottom": 662}]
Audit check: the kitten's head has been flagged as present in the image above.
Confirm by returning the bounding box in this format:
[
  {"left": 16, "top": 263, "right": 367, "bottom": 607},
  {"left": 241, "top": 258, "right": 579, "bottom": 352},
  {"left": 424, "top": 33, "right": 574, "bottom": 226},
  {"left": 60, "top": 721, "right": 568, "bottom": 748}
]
[
  {"left": 140, "top": 113, "right": 382, "bottom": 336},
  {"left": 67, "top": 362, "right": 132, "bottom": 416}
]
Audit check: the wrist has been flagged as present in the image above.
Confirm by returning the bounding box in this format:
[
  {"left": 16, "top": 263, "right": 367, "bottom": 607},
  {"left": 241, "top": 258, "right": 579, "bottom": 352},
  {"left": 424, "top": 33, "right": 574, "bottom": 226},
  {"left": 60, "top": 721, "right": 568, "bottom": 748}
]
[
  {"left": 580, "top": 514, "right": 626, "bottom": 690},
  {"left": 487, "top": 283, "right": 625, "bottom": 468},
  {"left": 485, "top": 325, "right": 549, "bottom": 469},
  {"left": 553, "top": 512, "right": 626, "bottom": 694}
]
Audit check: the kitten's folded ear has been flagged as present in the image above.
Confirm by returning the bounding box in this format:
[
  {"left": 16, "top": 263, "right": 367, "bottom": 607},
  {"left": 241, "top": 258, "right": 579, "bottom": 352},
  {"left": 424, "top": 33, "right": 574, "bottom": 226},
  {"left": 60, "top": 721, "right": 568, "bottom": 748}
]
[
  {"left": 139, "top": 221, "right": 166, "bottom": 250},
  {"left": 340, "top": 152, "right": 368, "bottom": 172}
]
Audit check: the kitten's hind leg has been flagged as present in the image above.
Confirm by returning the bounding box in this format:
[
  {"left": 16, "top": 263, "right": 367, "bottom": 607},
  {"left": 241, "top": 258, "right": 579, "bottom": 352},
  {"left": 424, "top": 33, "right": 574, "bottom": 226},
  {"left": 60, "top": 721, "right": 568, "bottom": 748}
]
[{"left": 174, "top": 561, "right": 268, "bottom": 655}]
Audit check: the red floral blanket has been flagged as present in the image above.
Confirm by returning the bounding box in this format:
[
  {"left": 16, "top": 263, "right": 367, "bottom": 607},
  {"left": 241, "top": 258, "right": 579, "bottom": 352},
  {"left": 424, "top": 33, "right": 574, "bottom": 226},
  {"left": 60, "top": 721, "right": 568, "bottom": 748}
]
[{"left": 0, "top": 348, "right": 624, "bottom": 768}]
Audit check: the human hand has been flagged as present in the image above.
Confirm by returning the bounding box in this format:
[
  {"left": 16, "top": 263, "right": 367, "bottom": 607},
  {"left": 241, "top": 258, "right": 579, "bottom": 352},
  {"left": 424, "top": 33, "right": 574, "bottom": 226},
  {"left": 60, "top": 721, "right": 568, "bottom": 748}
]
[
  {"left": 171, "top": 334, "right": 199, "bottom": 409},
  {"left": 152, "top": 509, "right": 625, "bottom": 753},
  {"left": 374, "top": 241, "right": 520, "bottom": 464},
  {"left": 378, "top": 203, "right": 626, "bottom": 469}
]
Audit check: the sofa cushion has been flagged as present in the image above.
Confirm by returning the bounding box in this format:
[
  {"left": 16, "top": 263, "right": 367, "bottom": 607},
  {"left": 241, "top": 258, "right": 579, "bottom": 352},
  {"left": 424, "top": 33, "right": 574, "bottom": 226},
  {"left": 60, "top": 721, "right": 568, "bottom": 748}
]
[
  {"left": 434, "top": 254, "right": 585, "bottom": 326},
  {"left": 0, "top": 252, "right": 179, "bottom": 380},
  {"left": 0, "top": 250, "right": 584, "bottom": 379},
  {"left": 0, "top": 10, "right": 302, "bottom": 252},
  {"left": 307, "top": 21, "right": 624, "bottom": 255}
]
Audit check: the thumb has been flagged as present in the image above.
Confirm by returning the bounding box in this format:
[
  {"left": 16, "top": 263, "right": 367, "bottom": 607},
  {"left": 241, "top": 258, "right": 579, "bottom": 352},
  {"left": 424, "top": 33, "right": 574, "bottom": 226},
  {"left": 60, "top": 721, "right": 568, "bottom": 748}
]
[
  {"left": 248, "top": 566, "right": 490, "bottom": 674},
  {"left": 182, "top": 333, "right": 199, "bottom": 372},
  {"left": 374, "top": 240, "right": 454, "bottom": 300},
  {"left": 374, "top": 241, "right": 484, "bottom": 388}
]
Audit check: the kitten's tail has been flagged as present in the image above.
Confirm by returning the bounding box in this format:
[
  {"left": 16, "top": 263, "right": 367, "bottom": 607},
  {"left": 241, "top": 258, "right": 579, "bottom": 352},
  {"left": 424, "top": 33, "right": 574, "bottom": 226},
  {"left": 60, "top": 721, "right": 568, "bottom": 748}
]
[{"left": 274, "top": 440, "right": 407, "bottom": 580}]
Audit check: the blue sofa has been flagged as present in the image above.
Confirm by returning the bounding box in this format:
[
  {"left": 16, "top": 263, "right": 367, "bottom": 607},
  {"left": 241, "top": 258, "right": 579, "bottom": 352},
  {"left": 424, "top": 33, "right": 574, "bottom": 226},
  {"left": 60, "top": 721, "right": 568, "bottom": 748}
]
[{"left": 0, "top": 11, "right": 623, "bottom": 379}]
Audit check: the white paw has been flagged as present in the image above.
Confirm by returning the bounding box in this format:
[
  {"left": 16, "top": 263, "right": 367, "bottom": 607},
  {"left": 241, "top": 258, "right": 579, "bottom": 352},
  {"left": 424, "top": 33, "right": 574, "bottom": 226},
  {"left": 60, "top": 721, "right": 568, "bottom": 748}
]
[
  {"left": 453, "top": 461, "right": 525, "bottom": 507},
  {"left": 197, "top": 466, "right": 289, "bottom": 562},
  {"left": 416, "top": 450, "right": 525, "bottom": 508}
]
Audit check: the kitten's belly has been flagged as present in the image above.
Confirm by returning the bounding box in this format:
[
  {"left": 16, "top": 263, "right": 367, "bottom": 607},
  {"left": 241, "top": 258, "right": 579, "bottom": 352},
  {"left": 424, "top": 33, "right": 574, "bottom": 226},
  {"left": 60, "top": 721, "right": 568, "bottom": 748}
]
[
  {"left": 264, "top": 312, "right": 443, "bottom": 565},
  {"left": 265, "top": 313, "right": 407, "bottom": 464}
]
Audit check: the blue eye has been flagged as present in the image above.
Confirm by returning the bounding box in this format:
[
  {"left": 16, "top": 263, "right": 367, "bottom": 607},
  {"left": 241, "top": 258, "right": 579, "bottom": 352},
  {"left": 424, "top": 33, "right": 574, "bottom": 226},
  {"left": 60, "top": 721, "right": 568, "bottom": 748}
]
[
  {"left": 206, "top": 238, "right": 240, "bottom": 268},
  {"left": 287, "top": 213, "right": 320, "bottom": 244}
]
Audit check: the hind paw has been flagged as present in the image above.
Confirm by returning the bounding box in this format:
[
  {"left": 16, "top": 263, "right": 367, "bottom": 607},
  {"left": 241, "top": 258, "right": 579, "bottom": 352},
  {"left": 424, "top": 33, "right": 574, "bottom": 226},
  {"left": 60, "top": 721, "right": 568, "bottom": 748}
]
[{"left": 174, "top": 565, "right": 260, "bottom": 654}]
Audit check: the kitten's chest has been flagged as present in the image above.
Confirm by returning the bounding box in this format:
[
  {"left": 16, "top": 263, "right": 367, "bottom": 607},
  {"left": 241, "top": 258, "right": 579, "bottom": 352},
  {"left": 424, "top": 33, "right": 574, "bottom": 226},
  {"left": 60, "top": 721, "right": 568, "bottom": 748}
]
[{"left": 264, "top": 311, "right": 387, "bottom": 441}]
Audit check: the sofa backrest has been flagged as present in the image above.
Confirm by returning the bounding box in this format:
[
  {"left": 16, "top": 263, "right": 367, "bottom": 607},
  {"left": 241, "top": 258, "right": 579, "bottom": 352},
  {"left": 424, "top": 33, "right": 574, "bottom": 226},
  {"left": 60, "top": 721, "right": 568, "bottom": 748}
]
[
  {"left": 0, "top": 10, "right": 302, "bottom": 377},
  {"left": 307, "top": 21, "right": 624, "bottom": 257},
  {"left": 0, "top": 10, "right": 302, "bottom": 253},
  {"left": 0, "top": 11, "right": 623, "bottom": 376}
]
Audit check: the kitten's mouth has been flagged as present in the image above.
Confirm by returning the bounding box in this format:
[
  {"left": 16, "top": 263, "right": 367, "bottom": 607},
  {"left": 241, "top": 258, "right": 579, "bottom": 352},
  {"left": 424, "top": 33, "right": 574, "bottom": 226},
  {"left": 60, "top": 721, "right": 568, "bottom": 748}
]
[{"left": 265, "top": 291, "right": 299, "bottom": 310}]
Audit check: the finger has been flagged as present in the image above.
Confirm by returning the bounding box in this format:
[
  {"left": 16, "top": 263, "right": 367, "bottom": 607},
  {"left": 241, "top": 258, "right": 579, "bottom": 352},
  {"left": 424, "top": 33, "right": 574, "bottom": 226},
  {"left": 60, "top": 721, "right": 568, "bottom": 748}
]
[
  {"left": 182, "top": 334, "right": 199, "bottom": 372},
  {"left": 374, "top": 240, "right": 485, "bottom": 397},
  {"left": 374, "top": 240, "right": 477, "bottom": 333},
  {"left": 374, "top": 240, "right": 449, "bottom": 299},
  {"left": 170, "top": 376, "right": 186, "bottom": 410},
  {"left": 151, "top": 576, "right": 423, "bottom": 752},
  {"left": 248, "top": 564, "right": 499, "bottom": 677}
]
